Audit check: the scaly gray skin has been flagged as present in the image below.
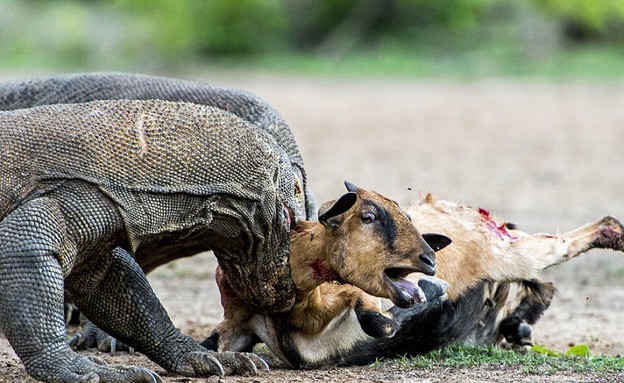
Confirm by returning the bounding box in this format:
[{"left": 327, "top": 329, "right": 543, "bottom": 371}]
[
  {"left": 0, "top": 72, "right": 315, "bottom": 352},
  {"left": 0, "top": 99, "right": 299, "bottom": 382},
  {"left": 0, "top": 72, "right": 315, "bottom": 220}
]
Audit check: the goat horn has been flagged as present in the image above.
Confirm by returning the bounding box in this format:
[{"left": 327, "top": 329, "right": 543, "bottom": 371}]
[{"left": 344, "top": 180, "right": 358, "bottom": 192}]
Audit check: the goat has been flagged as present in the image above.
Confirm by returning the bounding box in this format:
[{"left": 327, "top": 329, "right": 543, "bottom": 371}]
[
  {"left": 202, "top": 182, "right": 451, "bottom": 356},
  {"left": 207, "top": 193, "right": 624, "bottom": 367}
]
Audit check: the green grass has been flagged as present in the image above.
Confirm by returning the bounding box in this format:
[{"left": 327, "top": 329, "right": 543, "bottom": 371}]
[
  {"left": 3, "top": 43, "right": 624, "bottom": 81},
  {"left": 193, "top": 44, "right": 624, "bottom": 80},
  {"left": 373, "top": 345, "right": 624, "bottom": 376}
]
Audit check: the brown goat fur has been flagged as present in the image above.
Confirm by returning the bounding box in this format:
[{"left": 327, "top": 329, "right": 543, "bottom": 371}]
[
  {"left": 205, "top": 183, "right": 451, "bottom": 352},
  {"left": 409, "top": 193, "right": 623, "bottom": 300}
]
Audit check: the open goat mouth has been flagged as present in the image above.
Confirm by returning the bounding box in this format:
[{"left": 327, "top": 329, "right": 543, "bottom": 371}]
[{"left": 384, "top": 267, "right": 427, "bottom": 308}]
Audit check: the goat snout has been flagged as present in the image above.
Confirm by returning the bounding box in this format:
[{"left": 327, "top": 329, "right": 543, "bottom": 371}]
[{"left": 418, "top": 248, "right": 436, "bottom": 275}]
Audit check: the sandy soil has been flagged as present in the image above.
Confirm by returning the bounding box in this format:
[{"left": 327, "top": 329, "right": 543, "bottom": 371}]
[{"left": 1, "top": 73, "right": 623, "bottom": 382}]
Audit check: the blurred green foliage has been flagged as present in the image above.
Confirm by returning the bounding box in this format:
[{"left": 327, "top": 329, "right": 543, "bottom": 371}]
[
  {"left": 536, "top": 0, "right": 624, "bottom": 40},
  {"left": 113, "top": 0, "right": 288, "bottom": 56},
  {"left": 0, "top": 0, "right": 622, "bottom": 75}
]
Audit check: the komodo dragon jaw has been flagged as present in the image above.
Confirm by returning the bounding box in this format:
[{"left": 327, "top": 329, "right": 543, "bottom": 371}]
[{"left": 0, "top": 99, "right": 299, "bottom": 382}]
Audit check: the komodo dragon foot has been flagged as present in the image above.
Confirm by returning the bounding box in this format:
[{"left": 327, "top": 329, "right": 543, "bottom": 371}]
[
  {"left": 66, "top": 247, "right": 268, "bottom": 377},
  {"left": 68, "top": 323, "right": 270, "bottom": 376},
  {"left": 48, "top": 355, "right": 164, "bottom": 383},
  {"left": 69, "top": 319, "right": 135, "bottom": 355}
]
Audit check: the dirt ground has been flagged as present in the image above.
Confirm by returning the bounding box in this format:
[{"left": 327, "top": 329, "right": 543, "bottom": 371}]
[{"left": 1, "top": 73, "right": 624, "bottom": 382}]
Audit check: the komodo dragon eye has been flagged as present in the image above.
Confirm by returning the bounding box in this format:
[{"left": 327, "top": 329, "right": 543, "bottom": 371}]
[{"left": 361, "top": 212, "right": 376, "bottom": 224}]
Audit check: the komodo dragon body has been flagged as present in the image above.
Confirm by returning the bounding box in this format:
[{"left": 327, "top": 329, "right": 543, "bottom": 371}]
[
  {"left": 0, "top": 73, "right": 314, "bottom": 354},
  {"left": 0, "top": 72, "right": 315, "bottom": 221},
  {"left": 0, "top": 99, "right": 300, "bottom": 382}
]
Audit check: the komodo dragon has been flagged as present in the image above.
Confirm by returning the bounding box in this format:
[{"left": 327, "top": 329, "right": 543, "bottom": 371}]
[
  {"left": 0, "top": 72, "right": 315, "bottom": 220},
  {"left": 0, "top": 99, "right": 302, "bottom": 382},
  {"left": 0, "top": 72, "right": 315, "bottom": 351}
]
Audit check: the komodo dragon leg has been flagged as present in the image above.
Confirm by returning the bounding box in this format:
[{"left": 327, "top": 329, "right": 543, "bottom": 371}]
[
  {"left": 1, "top": 195, "right": 267, "bottom": 382},
  {"left": 65, "top": 247, "right": 269, "bottom": 377},
  {"left": 0, "top": 198, "right": 161, "bottom": 383}
]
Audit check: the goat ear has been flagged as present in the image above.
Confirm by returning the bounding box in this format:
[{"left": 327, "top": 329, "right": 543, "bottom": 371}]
[
  {"left": 422, "top": 233, "right": 452, "bottom": 252},
  {"left": 344, "top": 180, "right": 358, "bottom": 193},
  {"left": 318, "top": 192, "right": 357, "bottom": 228}
]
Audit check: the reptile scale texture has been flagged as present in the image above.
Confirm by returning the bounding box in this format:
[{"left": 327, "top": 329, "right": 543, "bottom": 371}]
[{"left": 0, "top": 98, "right": 301, "bottom": 382}]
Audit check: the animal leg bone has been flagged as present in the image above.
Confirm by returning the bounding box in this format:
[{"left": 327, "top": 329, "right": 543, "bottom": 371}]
[{"left": 501, "top": 216, "right": 624, "bottom": 280}]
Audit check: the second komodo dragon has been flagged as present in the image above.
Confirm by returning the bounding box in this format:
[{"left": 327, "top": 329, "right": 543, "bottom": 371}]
[
  {"left": 0, "top": 99, "right": 302, "bottom": 382},
  {"left": 0, "top": 72, "right": 315, "bottom": 219}
]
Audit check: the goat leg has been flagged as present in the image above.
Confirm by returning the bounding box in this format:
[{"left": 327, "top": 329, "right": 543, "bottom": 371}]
[{"left": 497, "top": 216, "right": 623, "bottom": 280}]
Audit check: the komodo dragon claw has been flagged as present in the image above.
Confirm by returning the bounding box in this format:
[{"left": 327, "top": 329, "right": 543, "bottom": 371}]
[
  {"left": 181, "top": 352, "right": 225, "bottom": 377},
  {"left": 104, "top": 336, "right": 135, "bottom": 355},
  {"left": 73, "top": 355, "right": 164, "bottom": 382},
  {"left": 68, "top": 332, "right": 83, "bottom": 348},
  {"left": 101, "top": 367, "right": 163, "bottom": 383},
  {"left": 239, "top": 352, "right": 271, "bottom": 373},
  {"left": 252, "top": 353, "right": 271, "bottom": 373},
  {"left": 105, "top": 361, "right": 165, "bottom": 383},
  {"left": 68, "top": 320, "right": 135, "bottom": 355},
  {"left": 52, "top": 355, "right": 164, "bottom": 383},
  {"left": 85, "top": 355, "right": 107, "bottom": 365},
  {"left": 178, "top": 350, "right": 269, "bottom": 376},
  {"left": 114, "top": 367, "right": 164, "bottom": 383}
]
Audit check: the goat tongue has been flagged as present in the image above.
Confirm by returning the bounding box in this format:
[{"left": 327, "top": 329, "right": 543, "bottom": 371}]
[{"left": 390, "top": 278, "right": 426, "bottom": 307}]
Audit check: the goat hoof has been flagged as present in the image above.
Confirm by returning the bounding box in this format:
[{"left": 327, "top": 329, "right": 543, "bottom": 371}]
[
  {"left": 517, "top": 322, "right": 532, "bottom": 339},
  {"left": 355, "top": 303, "right": 398, "bottom": 338},
  {"left": 593, "top": 216, "right": 624, "bottom": 251},
  {"left": 418, "top": 276, "right": 449, "bottom": 301},
  {"left": 500, "top": 317, "right": 534, "bottom": 346}
]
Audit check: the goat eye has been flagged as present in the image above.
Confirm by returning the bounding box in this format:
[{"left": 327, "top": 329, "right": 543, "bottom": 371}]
[{"left": 361, "top": 212, "right": 376, "bottom": 223}]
